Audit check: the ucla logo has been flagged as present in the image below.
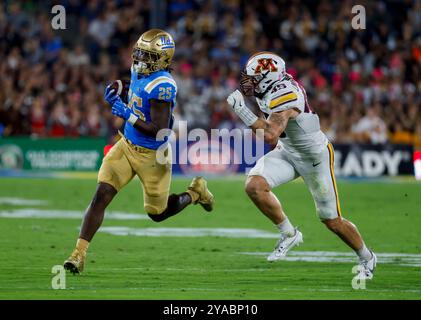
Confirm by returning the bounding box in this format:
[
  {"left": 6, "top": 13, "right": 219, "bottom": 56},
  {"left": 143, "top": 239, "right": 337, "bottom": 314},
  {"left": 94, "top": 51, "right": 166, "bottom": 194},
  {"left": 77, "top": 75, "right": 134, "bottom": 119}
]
[{"left": 160, "top": 36, "right": 174, "bottom": 49}]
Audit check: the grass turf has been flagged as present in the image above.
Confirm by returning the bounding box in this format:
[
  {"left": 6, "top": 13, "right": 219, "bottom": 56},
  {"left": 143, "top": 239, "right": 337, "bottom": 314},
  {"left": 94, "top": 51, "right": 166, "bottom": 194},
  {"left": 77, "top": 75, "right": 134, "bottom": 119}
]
[{"left": 0, "top": 177, "right": 420, "bottom": 299}]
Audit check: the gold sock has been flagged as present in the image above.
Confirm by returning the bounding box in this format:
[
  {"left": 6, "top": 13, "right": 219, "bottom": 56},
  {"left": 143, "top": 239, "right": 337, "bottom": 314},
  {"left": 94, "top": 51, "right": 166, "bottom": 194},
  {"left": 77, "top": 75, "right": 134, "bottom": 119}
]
[
  {"left": 186, "top": 190, "right": 199, "bottom": 203},
  {"left": 76, "top": 238, "right": 89, "bottom": 254}
]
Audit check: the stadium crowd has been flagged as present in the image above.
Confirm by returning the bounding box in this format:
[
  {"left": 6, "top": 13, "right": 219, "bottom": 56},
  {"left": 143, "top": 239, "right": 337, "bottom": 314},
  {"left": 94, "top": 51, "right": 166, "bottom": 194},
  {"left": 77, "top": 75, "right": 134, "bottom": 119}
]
[{"left": 0, "top": 0, "right": 420, "bottom": 147}]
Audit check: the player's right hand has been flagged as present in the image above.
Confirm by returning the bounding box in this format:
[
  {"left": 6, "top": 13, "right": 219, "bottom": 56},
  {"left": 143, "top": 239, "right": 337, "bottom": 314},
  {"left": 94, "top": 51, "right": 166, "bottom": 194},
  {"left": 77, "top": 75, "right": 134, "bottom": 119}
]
[
  {"left": 104, "top": 85, "right": 119, "bottom": 106},
  {"left": 226, "top": 90, "right": 245, "bottom": 113},
  {"left": 111, "top": 99, "right": 132, "bottom": 121}
]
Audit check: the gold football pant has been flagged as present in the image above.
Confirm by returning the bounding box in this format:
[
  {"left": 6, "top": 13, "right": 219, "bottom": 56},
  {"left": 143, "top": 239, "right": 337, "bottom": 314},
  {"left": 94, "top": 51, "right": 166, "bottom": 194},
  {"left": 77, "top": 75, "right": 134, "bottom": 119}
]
[{"left": 97, "top": 138, "right": 172, "bottom": 215}]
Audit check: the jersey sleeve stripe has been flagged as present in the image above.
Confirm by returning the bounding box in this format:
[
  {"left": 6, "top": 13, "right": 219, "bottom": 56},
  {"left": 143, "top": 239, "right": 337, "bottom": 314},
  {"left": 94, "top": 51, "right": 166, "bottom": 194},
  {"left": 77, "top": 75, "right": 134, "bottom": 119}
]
[
  {"left": 269, "top": 92, "right": 297, "bottom": 109},
  {"left": 144, "top": 76, "right": 177, "bottom": 94}
]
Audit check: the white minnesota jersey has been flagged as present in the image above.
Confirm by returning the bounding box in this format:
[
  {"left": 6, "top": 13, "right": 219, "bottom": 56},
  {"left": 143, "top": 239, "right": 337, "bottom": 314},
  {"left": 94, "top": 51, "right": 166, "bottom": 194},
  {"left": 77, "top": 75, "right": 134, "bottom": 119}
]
[{"left": 256, "top": 74, "right": 328, "bottom": 157}]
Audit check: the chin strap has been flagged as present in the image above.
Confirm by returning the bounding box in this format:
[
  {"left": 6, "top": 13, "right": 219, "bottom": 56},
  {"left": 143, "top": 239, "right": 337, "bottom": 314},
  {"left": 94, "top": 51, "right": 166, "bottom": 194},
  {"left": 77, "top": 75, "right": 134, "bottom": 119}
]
[{"left": 255, "top": 79, "right": 280, "bottom": 99}]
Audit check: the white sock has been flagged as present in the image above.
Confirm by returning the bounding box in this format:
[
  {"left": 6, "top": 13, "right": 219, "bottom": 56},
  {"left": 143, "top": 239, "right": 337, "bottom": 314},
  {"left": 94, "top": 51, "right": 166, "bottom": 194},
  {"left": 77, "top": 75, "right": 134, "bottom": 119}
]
[
  {"left": 356, "top": 244, "right": 372, "bottom": 261},
  {"left": 276, "top": 218, "right": 295, "bottom": 238}
]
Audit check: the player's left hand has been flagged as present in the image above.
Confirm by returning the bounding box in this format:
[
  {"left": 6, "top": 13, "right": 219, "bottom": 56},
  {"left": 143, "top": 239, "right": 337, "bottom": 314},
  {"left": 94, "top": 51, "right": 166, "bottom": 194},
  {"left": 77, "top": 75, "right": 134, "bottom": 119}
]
[
  {"left": 227, "top": 90, "right": 246, "bottom": 113},
  {"left": 111, "top": 99, "right": 132, "bottom": 121}
]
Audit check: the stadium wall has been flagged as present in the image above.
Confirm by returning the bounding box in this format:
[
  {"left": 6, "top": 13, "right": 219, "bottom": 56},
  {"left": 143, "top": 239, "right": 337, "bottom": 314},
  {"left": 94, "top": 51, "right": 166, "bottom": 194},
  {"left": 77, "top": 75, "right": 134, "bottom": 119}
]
[{"left": 0, "top": 138, "right": 414, "bottom": 178}]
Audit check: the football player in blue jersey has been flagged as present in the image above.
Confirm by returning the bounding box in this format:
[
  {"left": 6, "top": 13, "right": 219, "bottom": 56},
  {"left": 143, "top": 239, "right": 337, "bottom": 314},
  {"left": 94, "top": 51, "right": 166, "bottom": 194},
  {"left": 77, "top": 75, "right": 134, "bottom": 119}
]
[{"left": 64, "top": 29, "right": 214, "bottom": 274}]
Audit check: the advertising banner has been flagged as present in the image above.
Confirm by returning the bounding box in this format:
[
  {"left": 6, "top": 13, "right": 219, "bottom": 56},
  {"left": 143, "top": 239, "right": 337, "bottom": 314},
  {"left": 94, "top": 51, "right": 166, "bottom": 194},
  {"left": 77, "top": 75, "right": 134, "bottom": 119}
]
[
  {"left": 333, "top": 144, "right": 414, "bottom": 177},
  {"left": 171, "top": 140, "right": 414, "bottom": 177},
  {"left": 0, "top": 138, "right": 106, "bottom": 171},
  {"left": 0, "top": 137, "right": 414, "bottom": 177}
]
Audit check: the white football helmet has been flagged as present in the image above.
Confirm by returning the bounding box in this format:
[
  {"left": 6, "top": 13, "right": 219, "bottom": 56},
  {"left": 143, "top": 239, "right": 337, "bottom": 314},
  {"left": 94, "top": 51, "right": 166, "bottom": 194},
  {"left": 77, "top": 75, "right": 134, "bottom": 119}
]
[{"left": 240, "top": 52, "right": 286, "bottom": 98}]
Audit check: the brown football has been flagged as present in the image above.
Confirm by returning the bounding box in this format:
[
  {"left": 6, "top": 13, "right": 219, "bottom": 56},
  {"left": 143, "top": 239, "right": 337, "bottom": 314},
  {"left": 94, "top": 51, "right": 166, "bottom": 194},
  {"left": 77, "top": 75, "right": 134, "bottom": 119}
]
[{"left": 109, "top": 79, "right": 130, "bottom": 103}]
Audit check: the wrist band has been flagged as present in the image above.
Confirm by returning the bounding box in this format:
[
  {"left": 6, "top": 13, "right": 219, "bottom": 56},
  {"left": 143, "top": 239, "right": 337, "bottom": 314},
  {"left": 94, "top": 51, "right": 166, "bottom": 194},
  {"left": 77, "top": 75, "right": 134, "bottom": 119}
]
[
  {"left": 127, "top": 113, "right": 139, "bottom": 125},
  {"left": 236, "top": 106, "right": 258, "bottom": 127}
]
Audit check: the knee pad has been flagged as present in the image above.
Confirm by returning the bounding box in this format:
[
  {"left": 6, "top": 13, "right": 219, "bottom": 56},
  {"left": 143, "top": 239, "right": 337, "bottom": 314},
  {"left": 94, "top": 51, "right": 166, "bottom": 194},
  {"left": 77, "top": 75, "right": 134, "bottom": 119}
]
[{"left": 315, "top": 199, "right": 339, "bottom": 221}]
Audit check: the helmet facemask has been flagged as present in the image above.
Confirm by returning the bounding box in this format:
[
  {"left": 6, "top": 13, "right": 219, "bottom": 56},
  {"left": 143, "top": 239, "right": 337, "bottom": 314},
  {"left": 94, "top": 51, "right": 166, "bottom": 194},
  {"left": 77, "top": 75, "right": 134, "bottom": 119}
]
[
  {"left": 132, "top": 48, "right": 161, "bottom": 75},
  {"left": 239, "top": 71, "right": 256, "bottom": 97},
  {"left": 132, "top": 29, "right": 175, "bottom": 76},
  {"left": 240, "top": 70, "right": 270, "bottom": 99}
]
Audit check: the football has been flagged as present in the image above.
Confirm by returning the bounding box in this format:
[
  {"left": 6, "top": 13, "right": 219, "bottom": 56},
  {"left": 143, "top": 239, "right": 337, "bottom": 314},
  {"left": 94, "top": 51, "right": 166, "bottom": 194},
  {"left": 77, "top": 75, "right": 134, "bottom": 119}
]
[{"left": 109, "top": 79, "right": 130, "bottom": 103}]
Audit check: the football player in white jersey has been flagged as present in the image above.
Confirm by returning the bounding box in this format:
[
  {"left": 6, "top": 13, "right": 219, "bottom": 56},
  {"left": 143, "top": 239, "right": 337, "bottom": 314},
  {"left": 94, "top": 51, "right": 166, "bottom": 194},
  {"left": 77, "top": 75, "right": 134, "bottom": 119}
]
[{"left": 227, "top": 52, "right": 377, "bottom": 280}]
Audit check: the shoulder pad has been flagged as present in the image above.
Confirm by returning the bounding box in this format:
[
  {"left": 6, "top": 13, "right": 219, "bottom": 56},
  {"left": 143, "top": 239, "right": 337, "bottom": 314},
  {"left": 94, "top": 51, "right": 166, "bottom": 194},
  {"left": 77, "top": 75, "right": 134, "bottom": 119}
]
[
  {"left": 146, "top": 76, "right": 177, "bottom": 102},
  {"left": 144, "top": 76, "right": 177, "bottom": 94},
  {"left": 267, "top": 81, "right": 298, "bottom": 110}
]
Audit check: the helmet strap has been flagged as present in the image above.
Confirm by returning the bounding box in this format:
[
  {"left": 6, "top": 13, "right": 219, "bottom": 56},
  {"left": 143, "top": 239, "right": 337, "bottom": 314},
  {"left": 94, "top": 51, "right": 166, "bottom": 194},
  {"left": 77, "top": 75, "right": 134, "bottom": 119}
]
[{"left": 254, "top": 70, "right": 274, "bottom": 98}]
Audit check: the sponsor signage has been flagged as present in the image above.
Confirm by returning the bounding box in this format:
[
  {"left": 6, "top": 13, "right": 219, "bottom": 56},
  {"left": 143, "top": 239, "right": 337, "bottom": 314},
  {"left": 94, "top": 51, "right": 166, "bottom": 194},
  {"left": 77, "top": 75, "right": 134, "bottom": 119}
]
[
  {"left": 0, "top": 137, "right": 414, "bottom": 177},
  {"left": 333, "top": 144, "right": 414, "bottom": 177},
  {"left": 0, "top": 138, "right": 106, "bottom": 171}
]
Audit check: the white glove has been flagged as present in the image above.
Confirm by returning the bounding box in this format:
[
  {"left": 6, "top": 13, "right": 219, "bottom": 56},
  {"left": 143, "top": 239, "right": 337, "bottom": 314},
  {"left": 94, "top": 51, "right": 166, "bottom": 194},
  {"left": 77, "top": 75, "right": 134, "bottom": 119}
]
[
  {"left": 227, "top": 90, "right": 246, "bottom": 112},
  {"left": 226, "top": 90, "right": 258, "bottom": 127}
]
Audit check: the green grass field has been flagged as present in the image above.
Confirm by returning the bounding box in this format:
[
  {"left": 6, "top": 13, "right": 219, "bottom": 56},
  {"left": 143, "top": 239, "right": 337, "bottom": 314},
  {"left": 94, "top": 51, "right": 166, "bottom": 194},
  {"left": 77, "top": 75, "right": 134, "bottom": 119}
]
[{"left": 0, "top": 176, "right": 420, "bottom": 299}]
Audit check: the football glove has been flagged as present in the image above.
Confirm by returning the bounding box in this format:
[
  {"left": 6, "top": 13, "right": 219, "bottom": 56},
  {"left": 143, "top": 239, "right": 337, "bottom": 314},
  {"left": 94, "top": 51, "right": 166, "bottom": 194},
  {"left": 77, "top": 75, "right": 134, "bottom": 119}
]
[
  {"left": 226, "top": 89, "right": 246, "bottom": 113},
  {"left": 226, "top": 90, "right": 258, "bottom": 127},
  {"left": 104, "top": 85, "right": 119, "bottom": 106},
  {"left": 111, "top": 98, "right": 132, "bottom": 121}
]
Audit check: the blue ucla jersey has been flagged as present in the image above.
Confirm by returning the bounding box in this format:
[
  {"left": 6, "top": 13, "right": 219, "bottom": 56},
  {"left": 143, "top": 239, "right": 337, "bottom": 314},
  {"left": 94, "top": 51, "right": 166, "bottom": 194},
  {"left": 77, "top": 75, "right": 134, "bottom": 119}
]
[{"left": 124, "top": 69, "right": 177, "bottom": 150}]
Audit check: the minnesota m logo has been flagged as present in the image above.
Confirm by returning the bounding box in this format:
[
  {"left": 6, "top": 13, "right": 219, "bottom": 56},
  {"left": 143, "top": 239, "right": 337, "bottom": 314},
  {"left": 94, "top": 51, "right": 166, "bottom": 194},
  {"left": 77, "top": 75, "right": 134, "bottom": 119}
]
[{"left": 255, "top": 58, "right": 278, "bottom": 74}]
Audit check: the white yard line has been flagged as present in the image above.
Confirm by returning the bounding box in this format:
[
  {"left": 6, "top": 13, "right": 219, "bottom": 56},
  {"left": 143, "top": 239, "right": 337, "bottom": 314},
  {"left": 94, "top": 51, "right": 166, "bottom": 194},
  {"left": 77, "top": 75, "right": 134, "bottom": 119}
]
[
  {"left": 3, "top": 286, "right": 421, "bottom": 294},
  {"left": 0, "top": 209, "right": 148, "bottom": 220},
  {"left": 93, "top": 286, "right": 421, "bottom": 294},
  {"left": 0, "top": 197, "right": 48, "bottom": 206},
  {"left": 99, "top": 226, "right": 279, "bottom": 238},
  {"left": 238, "top": 251, "right": 421, "bottom": 267},
  {"left": 1, "top": 207, "right": 420, "bottom": 269}
]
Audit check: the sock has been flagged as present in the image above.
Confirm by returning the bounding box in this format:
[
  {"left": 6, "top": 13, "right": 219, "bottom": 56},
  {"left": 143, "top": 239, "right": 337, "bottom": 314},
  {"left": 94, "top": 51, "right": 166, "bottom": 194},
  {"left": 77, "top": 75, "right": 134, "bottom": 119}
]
[
  {"left": 148, "top": 193, "right": 192, "bottom": 222},
  {"left": 186, "top": 189, "right": 199, "bottom": 204},
  {"left": 356, "top": 244, "right": 372, "bottom": 261},
  {"left": 76, "top": 238, "right": 89, "bottom": 254},
  {"left": 276, "top": 218, "right": 295, "bottom": 237}
]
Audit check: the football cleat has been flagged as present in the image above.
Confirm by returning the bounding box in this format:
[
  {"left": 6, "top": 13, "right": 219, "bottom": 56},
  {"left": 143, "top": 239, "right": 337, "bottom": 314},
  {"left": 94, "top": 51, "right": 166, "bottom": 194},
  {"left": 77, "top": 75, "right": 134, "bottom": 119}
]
[
  {"left": 267, "top": 228, "right": 303, "bottom": 262},
  {"left": 355, "top": 250, "right": 377, "bottom": 280},
  {"left": 63, "top": 249, "right": 86, "bottom": 274},
  {"left": 188, "top": 176, "right": 214, "bottom": 212}
]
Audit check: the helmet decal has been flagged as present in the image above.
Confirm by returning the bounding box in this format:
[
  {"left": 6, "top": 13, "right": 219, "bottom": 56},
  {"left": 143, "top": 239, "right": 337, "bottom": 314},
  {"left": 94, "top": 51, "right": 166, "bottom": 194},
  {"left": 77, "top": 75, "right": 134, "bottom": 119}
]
[
  {"left": 160, "top": 36, "right": 175, "bottom": 49},
  {"left": 255, "top": 58, "right": 278, "bottom": 74},
  {"left": 243, "top": 52, "right": 286, "bottom": 98}
]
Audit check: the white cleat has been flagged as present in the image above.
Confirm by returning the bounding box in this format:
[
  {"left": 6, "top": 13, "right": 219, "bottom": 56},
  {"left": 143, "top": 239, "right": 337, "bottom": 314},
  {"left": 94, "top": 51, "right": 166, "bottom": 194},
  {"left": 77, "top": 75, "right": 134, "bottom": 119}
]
[
  {"left": 355, "top": 251, "right": 377, "bottom": 280},
  {"left": 267, "top": 228, "right": 303, "bottom": 262}
]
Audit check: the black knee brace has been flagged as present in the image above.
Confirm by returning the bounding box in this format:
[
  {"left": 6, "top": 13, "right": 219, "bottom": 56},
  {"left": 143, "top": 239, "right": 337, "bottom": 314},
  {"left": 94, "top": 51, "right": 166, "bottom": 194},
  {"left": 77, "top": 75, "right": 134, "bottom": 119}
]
[{"left": 148, "top": 193, "right": 192, "bottom": 222}]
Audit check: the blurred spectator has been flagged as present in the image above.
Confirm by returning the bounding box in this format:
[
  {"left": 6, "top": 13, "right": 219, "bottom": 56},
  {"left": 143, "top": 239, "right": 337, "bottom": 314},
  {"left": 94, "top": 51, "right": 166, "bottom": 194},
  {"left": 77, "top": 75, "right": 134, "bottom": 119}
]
[
  {"left": 30, "top": 96, "right": 46, "bottom": 136},
  {"left": 390, "top": 122, "right": 414, "bottom": 145},
  {"left": 352, "top": 107, "right": 388, "bottom": 144},
  {"left": 0, "top": 0, "right": 419, "bottom": 149},
  {"left": 67, "top": 44, "right": 90, "bottom": 66}
]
